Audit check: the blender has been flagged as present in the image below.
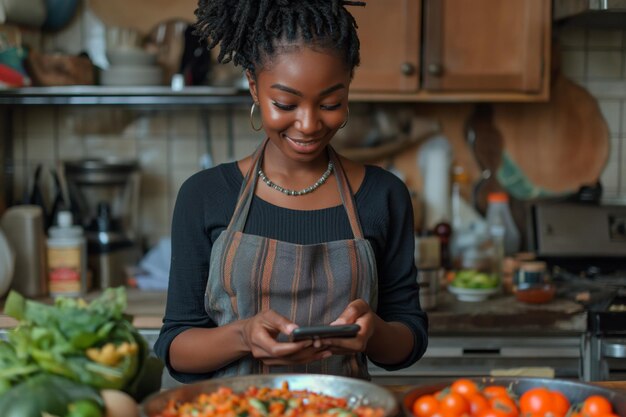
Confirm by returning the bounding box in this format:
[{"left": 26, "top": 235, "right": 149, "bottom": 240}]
[{"left": 63, "top": 158, "right": 140, "bottom": 289}]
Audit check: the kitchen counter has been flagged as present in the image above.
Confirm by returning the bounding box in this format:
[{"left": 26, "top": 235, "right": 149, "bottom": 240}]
[
  {"left": 428, "top": 291, "right": 586, "bottom": 335},
  {"left": 0, "top": 288, "right": 587, "bottom": 334}
]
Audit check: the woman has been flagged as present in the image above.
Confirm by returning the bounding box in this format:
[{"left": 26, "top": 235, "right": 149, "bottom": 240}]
[{"left": 154, "top": 0, "right": 428, "bottom": 382}]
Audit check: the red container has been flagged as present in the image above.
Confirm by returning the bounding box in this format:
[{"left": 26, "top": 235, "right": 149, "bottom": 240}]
[{"left": 514, "top": 283, "right": 556, "bottom": 304}]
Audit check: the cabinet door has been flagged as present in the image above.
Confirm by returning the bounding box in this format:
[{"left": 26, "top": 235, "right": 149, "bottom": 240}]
[
  {"left": 350, "top": 0, "right": 420, "bottom": 93},
  {"left": 423, "top": 0, "right": 549, "bottom": 93}
]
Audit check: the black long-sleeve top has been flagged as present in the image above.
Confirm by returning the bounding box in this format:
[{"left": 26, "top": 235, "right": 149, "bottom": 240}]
[{"left": 154, "top": 161, "right": 428, "bottom": 382}]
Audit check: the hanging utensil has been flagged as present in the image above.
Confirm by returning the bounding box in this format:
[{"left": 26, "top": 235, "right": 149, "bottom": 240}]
[
  {"left": 465, "top": 104, "right": 504, "bottom": 213},
  {"left": 26, "top": 163, "right": 49, "bottom": 230}
]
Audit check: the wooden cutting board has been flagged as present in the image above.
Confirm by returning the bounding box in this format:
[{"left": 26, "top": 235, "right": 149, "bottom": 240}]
[
  {"left": 88, "top": 0, "right": 197, "bottom": 33},
  {"left": 492, "top": 73, "right": 609, "bottom": 197}
]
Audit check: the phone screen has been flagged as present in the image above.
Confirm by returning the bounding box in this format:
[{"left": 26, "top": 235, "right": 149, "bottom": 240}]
[{"left": 290, "top": 324, "right": 360, "bottom": 341}]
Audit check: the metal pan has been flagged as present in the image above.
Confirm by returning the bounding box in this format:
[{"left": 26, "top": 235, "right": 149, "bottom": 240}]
[
  {"left": 142, "top": 374, "right": 399, "bottom": 417},
  {"left": 402, "top": 377, "right": 626, "bottom": 416}
]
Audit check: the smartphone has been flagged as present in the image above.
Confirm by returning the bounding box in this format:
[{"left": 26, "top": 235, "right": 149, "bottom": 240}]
[{"left": 290, "top": 324, "right": 360, "bottom": 342}]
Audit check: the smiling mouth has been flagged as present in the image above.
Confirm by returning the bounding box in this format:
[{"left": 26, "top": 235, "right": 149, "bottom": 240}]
[{"left": 283, "top": 134, "right": 322, "bottom": 147}]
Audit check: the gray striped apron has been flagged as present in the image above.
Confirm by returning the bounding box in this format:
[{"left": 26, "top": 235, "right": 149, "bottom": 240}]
[{"left": 204, "top": 138, "right": 378, "bottom": 378}]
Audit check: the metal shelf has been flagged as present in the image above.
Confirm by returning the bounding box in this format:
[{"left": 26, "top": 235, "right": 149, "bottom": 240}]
[{"left": 0, "top": 86, "right": 253, "bottom": 106}]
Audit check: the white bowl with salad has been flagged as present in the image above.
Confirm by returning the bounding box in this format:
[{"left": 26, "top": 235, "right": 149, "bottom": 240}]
[{"left": 448, "top": 269, "right": 501, "bottom": 302}]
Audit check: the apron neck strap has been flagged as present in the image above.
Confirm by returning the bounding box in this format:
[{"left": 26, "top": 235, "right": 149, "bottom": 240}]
[
  {"left": 229, "top": 138, "right": 365, "bottom": 239},
  {"left": 327, "top": 146, "right": 364, "bottom": 239}
]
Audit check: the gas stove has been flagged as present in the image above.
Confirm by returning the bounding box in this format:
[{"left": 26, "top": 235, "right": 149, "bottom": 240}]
[
  {"left": 587, "top": 294, "right": 626, "bottom": 336},
  {"left": 528, "top": 201, "right": 626, "bottom": 380},
  {"left": 528, "top": 201, "right": 626, "bottom": 305},
  {"left": 528, "top": 202, "right": 626, "bottom": 258},
  {"left": 550, "top": 267, "right": 626, "bottom": 339}
]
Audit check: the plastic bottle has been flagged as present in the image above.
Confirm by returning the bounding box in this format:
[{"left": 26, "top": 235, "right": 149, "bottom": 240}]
[
  {"left": 47, "top": 211, "right": 87, "bottom": 297},
  {"left": 485, "top": 192, "right": 521, "bottom": 257}
]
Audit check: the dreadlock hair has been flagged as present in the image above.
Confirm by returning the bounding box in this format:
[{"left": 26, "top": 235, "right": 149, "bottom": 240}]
[{"left": 194, "top": 0, "right": 365, "bottom": 77}]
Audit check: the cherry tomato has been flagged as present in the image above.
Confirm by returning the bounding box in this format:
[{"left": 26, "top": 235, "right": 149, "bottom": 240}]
[
  {"left": 519, "top": 387, "right": 553, "bottom": 415},
  {"left": 551, "top": 390, "right": 570, "bottom": 417},
  {"left": 466, "top": 393, "right": 490, "bottom": 416},
  {"left": 580, "top": 395, "right": 613, "bottom": 417},
  {"left": 412, "top": 394, "right": 440, "bottom": 417},
  {"left": 482, "top": 386, "right": 510, "bottom": 399},
  {"left": 440, "top": 392, "right": 470, "bottom": 416},
  {"left": 490, "top": 395, "right": 519, "bottom": 417},
  {"left": 451, "top": 379, "right": 480, "bottom": 399}
]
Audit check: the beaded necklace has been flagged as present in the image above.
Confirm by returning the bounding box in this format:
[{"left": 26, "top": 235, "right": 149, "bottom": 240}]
[{"left": 258, "top": 160, "right": 334, "bottom": 196}]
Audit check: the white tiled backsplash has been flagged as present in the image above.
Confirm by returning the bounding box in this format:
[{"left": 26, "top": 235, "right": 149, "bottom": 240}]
[
  {"left": 12, "top": 107, "right": 262, "bottom": 247},
  {"left": 557, "top": 26, "right": 626, "bottom": 200},
  {"left": 10, "top": 26, "right": 626, "bottom": 249}
]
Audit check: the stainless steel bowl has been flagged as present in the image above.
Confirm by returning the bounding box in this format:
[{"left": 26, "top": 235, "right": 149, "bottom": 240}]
[
  {"left": 402, "top": 377, "right": 626, "bottom": 416},
  {"left": 142, "top": 374, "right": 398, "bottom": 417}
]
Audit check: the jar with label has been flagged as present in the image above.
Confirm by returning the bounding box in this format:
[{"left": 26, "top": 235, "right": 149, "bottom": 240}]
[
  {"left": 513, "top": 261, "right": 555, "bottom": 304},
  {"left": 47, "top": 211, "right": 87, "bottom": 297}
]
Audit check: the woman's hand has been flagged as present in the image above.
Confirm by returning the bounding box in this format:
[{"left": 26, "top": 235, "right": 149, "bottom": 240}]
[
  {"left": 241, "top": 310, "right": 332, "bottom": 365},
  {"left": 322, "top": 299, "right": 376, "bottom": 354}
]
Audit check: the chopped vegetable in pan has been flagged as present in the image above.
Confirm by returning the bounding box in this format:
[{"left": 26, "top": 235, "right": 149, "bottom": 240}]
[{"left": 156, "top": 381, "right": 384, "bottom": 417}]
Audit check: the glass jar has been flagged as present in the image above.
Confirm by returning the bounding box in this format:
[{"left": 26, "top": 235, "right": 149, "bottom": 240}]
[
  {"left": 513, "top": 261, "right": 555, "bottom": 304},
  {"left": 513, "top": 261, "right": 550, "bottom": 290}
]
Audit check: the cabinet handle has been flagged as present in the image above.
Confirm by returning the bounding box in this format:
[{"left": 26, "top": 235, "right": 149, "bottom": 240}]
[
  {"left": 427, "top": 63, "right": 444, "bottom": 77},
  {"left": 401, "top": 62, "right": 416, "bottom": 76}
]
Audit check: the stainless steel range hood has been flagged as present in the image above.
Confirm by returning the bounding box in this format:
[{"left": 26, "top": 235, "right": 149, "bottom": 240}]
[{"left": 554, "top": 0, "right": 626, "bottom": 27}]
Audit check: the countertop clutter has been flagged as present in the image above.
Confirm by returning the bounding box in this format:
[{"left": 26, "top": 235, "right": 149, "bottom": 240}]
[
  {"left": 0, "top": 287, "right": 587, "bottom": 333},
  {"left": 429, "top": 291, "right": 586, "bottom": 334}
]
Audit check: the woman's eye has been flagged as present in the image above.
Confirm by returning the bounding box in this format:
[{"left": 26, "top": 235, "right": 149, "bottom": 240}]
[
  {"left": 272, "top": 102, "right": 296, "bottom": 111},
  {"left": 321, "top": 103, "right": 342, "bottom": 111}
]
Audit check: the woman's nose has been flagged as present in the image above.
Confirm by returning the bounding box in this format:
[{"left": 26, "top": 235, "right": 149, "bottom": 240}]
[{"left": 295, "top": 108, "right": 322, "bottom": 134}]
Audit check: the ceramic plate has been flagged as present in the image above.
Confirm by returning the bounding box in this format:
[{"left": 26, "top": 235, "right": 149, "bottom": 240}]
[{"left": 448, "top": 285, "right": 500, "bottom": 302}]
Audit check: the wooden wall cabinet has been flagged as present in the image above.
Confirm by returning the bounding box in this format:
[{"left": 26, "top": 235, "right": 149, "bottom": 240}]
[
  {"left": 350, "top": 0, "right": 421, "bottom": 93},
  {"left": 350, "top": 0, "right": 551, "bottom": 102}
]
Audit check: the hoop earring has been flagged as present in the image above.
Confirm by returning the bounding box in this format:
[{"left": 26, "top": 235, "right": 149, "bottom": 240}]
[
  {"left": 250, "top": 102, "right": 263, "bottom": 131},
  {"left": 339, "top": 108, "right": 349, "bottom": 129}
]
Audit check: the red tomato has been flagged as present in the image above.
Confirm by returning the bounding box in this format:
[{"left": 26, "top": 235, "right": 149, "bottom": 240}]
[
  {"left": 519, "top": 387, "right": 553, "bottom": 414},
  {"left": 451, "top": 379, "right": 480, "bottom": 399},
  {"left": 551, "top": 390, "right": 571, "bottom": 417},
  {"left": 482, "top": 386, "right": 510, "bottom": 399},
  {"left": 580, "top": 395, "right": 613, "bottom": 417},
  {"left": 412, "top": 394, "right": 440, "bottom": 417},
  {"left": 440, "top": 392, "right": 470, "bottom": 416},
  {"left": 490, "top": 395, "right": 519, "bottom": 417},
  {"left": 466, "top": 393, "right": 490, "bottom": 416}
]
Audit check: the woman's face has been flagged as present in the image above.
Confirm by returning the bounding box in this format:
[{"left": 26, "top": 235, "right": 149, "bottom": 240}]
[{"left": 248, "top": 45, "right": 351, "bottom": 164}]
